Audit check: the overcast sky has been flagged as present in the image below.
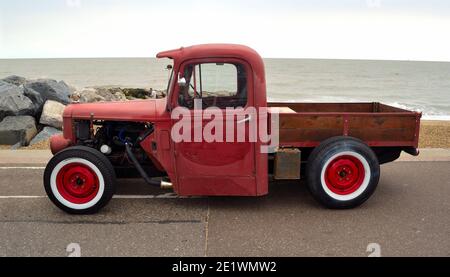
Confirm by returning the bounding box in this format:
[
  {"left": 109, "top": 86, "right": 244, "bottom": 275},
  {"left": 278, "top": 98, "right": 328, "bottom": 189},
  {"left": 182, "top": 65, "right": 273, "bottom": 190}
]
[{"left": 1, "top": 0, "right": 450, "bottom": 60}]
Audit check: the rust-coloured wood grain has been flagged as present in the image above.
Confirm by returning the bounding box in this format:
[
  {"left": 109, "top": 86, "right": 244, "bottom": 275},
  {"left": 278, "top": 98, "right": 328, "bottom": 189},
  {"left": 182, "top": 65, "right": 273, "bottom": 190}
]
[{"left": 269, "top": 102, "right": 420, "bottom": 147}]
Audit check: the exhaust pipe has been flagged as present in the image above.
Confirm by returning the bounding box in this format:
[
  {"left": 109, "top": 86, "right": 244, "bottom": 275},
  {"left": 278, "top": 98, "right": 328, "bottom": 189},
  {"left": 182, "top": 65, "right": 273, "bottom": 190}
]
[
  {"left": 125, "top": 142, "right": 162, "bottom": 187},
  {"left": 125, "top": 142, "right": 173, "bottom": 190},
  {"left": 160, "top": 180, "right": 173, "bottom": 190}
]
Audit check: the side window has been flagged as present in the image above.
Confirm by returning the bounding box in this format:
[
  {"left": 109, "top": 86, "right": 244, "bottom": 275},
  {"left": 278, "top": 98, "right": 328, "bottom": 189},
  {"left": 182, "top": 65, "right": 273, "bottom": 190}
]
[{"left": 178, "top": 63, "right": 247, "bottom": 109}]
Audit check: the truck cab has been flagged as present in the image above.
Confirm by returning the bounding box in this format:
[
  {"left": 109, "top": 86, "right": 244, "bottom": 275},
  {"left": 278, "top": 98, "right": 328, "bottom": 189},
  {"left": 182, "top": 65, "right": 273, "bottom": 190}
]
[{"left": 157, "top": 44, "right": 269, "bottom": 196}]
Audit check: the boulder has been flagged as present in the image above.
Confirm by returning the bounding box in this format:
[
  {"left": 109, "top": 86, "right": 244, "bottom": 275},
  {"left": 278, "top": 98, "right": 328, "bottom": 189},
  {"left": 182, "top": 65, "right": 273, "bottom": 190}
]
[
  {"left": 74, "top": 87, "right": 127, "bottom": 103},
  {"left": 122, "top": 88, "right": 152, "bottom": 100},
  {"left": 22, "top": 86, "right": 45, "bottom": 113},
  {"left": 152, "top": 89, "right": 166, "bottom": 99},
  {"left": 0, "top": 116, "right": 37, "bottom": 146},
  {"left": 71, "top": 87, "right": 165, "bottom": 103},
  {"left": 0, "top": 81, "right": 35, "bottom": 121},
  {"left": 10, "top": 142, "right": 22, "bottom": 150},
  {"left": 24, "top": 79, "right": 74, "bottom": 106},
  {"left": 30, "top": 126, "right": 62, "bottom": 146},
  {"left": 72, "top": 88, "right": 105, "bottom": 103},
  {"left": 39, "top": 100, "right": 66, "bottom": 129},
  {"left": 1, "top": 75, "right": 27, "bottom": 86}
]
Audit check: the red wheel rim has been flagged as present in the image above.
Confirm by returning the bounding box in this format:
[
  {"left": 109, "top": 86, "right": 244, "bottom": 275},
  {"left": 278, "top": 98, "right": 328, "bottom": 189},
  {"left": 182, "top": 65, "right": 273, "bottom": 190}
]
[
  {"left": 324, "top": 155, "right": 366, "bottom": 195},
  {"left": 56, "top": 163, "right": 100, "bottom": 204}
]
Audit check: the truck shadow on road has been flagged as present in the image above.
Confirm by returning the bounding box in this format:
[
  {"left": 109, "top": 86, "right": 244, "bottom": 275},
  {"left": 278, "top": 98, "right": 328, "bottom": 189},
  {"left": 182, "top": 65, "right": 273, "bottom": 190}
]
[
  {"left": 116, "top": 179, "right": 324, "bottom": 211},
  {"left": 18, "top": 177, "right": 390, "bottom": 226},
  {"left": 114, "top": 176, "right": 396, "bottom": 215}
]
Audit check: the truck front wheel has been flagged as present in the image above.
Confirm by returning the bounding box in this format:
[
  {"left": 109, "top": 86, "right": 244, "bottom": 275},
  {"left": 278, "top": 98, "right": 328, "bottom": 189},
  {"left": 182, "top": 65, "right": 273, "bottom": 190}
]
[
  {"left": 306, "top": 137, "right": 380, "bottom": 209},
  {"left": 44, "top": 146, "right": 116, "bottom": 214}
]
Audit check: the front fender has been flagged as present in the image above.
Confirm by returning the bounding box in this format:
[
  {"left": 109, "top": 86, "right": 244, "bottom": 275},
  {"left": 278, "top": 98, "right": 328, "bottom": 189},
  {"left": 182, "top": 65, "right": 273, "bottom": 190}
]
[{"left": 50, "top": 134, "right": 72, "bottom": 154}]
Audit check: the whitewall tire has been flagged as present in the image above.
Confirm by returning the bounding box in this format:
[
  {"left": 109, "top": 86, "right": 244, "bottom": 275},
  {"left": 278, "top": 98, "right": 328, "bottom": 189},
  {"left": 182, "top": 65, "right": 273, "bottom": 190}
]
[
  {"left": 44, "top": 146, "right": 116, "bottom": 214},
  {"left": 307, "top": 137, "right": 380, "bottom": 209}
]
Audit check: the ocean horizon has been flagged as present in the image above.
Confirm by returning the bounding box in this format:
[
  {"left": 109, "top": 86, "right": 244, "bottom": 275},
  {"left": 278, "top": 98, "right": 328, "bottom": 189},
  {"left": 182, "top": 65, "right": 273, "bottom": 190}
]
[{"left": 1, "top": 57, "right": 449, "bottom": 120}]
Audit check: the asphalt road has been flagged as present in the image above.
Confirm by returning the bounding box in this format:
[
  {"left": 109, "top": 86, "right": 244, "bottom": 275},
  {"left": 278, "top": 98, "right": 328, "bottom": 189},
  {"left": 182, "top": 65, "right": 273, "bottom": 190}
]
[{"left": 0, "top": 161, "right": 449, "bottom": 257}]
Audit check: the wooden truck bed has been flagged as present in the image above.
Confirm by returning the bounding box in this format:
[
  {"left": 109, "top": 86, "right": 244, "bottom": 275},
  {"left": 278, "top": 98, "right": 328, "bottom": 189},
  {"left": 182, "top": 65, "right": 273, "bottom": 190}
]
[{"left": 268, "top": 102, "right": 421, "bottom": 148}]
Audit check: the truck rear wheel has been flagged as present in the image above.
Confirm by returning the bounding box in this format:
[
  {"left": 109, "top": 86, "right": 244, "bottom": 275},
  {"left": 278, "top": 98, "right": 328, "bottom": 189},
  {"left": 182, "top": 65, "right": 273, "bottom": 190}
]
[
  {"left": 306, "top": 137, "right": 380, "bottom": 209},
  {"left": 44, "top": 146, "right": 116, "bottom": 214}
]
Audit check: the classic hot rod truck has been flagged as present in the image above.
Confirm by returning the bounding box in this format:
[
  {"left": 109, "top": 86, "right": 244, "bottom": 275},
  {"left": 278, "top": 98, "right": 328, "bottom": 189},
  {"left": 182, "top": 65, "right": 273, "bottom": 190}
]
[{"left": 44, "top": 44, "right": 421, "bottom": 214}]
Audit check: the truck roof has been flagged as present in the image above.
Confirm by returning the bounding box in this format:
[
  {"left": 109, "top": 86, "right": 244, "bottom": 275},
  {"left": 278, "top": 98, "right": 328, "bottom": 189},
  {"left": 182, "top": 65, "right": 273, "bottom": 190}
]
[
  {"left": 156, "top": 43, "right": 266, "bottom": 87},
  {"left": 156, "top": 43, "right": 261, "bottom": 61}
]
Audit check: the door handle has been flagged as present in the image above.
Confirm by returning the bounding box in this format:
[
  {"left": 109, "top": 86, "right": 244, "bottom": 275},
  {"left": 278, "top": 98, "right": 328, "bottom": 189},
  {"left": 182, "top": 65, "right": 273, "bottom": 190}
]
[{"left": 237, "top": 115, "right": 252, "bottom": 124}]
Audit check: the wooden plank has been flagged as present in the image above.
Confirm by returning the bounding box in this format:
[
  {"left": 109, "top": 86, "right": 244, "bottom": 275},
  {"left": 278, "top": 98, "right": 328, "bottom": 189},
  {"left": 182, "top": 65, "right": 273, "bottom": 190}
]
[
  {"left": 279, "top": 115, "right": 344, "bottom": 129},
  {"left": 348, "top": 115, "right": 416, "bottom": 141},
  {"left": 348, "top": 116, "right": 417, "bottom": 129},
  {"left": 348, "top": 128, "right": 416, "bottom": 142},
  {"left": 279, "top": 128, "right": 344, "bottom": 143},
  {"left": 268, "top": 102, "right": 374, "bottom": 113}
]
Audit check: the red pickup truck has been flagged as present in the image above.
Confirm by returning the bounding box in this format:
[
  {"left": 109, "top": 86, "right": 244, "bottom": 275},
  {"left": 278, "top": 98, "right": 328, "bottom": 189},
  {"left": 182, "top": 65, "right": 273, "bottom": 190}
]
[{"left": 45, "top": 44, "right": 421, "bottom": 214}]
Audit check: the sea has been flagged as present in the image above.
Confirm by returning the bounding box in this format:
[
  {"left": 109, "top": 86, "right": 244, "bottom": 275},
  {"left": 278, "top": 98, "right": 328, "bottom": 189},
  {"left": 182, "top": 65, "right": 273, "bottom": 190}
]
[{"left": 1, "top": 58, "right": 449, "bottom": 120}]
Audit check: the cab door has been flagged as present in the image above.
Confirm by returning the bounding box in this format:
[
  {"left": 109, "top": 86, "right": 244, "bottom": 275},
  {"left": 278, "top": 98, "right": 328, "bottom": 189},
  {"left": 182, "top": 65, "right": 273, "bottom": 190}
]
[{"left": 171, "top": 59, "right": 257, "bottom": 196}]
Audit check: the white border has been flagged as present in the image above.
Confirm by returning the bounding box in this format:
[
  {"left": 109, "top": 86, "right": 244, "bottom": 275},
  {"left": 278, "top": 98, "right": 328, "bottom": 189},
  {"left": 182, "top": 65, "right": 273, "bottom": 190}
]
[
  {"left": 320, "top": 151, "right": 371, "bottom": 201},
  {"left": 50, "top": 158, "right": 105, "bottom": 210}
]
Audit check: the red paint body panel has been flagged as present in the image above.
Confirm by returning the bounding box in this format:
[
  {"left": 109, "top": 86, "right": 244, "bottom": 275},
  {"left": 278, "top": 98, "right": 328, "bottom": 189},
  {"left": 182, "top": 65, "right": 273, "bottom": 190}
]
[
  {"left": 50, "top": 135, "right": 72, "bottom": 154},
  {"left": 63, "top": 99, "right": 168, "bottom": 122},
  {"left": 55, "top": 44, "right": 420, "bottom": 198},
  {"left": 168, "top": 55, "right": 265, "bottom": 196}
]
